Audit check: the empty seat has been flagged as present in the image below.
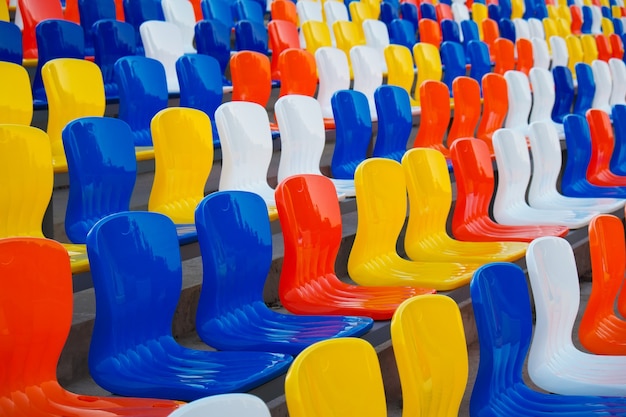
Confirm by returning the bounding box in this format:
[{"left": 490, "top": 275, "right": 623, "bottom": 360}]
[
  {"left": 140, "top": 20, "right": 185, "bottom": 93},
  {"left": 162, "top": 0, "right": 197, "bottom": 53},
  {"left": 0, "top": 61, "right": 32, "bottom": 125}
]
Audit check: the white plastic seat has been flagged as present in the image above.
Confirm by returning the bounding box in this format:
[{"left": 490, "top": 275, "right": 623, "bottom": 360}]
[
  {"left": 363, "top": 19, "right": 390, "bottom": 74},
  {"left": 531, "top": 37, "right": 551, "bottom": 70},
  {"left": 609, "top": 58, "right": 626, "bottom": 106},
  {"left": 275, "top": 94, "right": 354, "bottom": 197},
  {"left": 315, "top": 46, "right": 351, "bottom": 119},
  {"left": 590, "top": 5, "right": 603, "bottom": 34},
  {"left": 350, "top": 45, "right": 383, "bottom": 121},
  {"left": 452, "top": 3, "right": 470, "bottom": 24},
  {"left": 548, "top": 35, "right": 568, "bottom": 69},
  {"left": 527, "top": 121, "right": 625, "bottom": 212},
  {"left": 139, "top": 20, "right": 184, "bottom": 93},
  {"left": 504, "top": 70, "right": 532, "bottom": 137},
  {"left": 167, "top": 393, "right": 271, "bottom": 417},
  {"left": 161, "top": 0, "right": 197, "bottom": 54},
  {"left": 528, "top": 18, "right": 545, "bottom": 40},
  {"left": 528, "top": 67, "right": 564, "bottom": 137},
  {"left": 591, "top": 59, "right": 613, "bottom": 114},
  {"left": 526, "top": 236, "right": 626, "bottom": 397},
  {"left": 492, "top": 128, "right": 598, "bottom": 228},
  {"left": 513, "top": 18, "right": 532, "bottom": 40},
  {"left": 296, "top": 0, "right": 323, "bottom": 23},
  {"left": 324, "top": 0, "right": 349, "bottom": 47},
  {"left": 214, "top": 101, "right": 277, "bottom": 208}
]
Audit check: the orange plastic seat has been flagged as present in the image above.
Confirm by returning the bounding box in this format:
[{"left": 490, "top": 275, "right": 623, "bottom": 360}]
[
  {"left": 515, "top": 37, "right": 534, "bottom": 75},
  {"left": 596, "top": 33, "right": 612, "bottom": 61},
  {"left": 230, "top": 50, "right": 272, "bottom": 108},
  {"left": 586, "top": 109, "right": 626, "bottom": 186},
  {"left": 418, "top": 18, "right": 442, "bottom": 48},
  {"left": 450, "top": 138, "right": 569, "bottom": 242},
  {"left": 581, "top": 214, "right": 626, "bottom": 355},
  {"left": 0, "top": 237, "right": 183, "bottom": 416},
  {"left": 493, "top": 37, "right": 515, "bottom": 75},
  {"left": 278, "top": 48, "right": 318, "bottom": 97},
  {"left": 17, "top": 0, "right": 65, "bottom": 60},
  {"left": 476, "top": 73, "right": 508, "bottom": 154},
  {"left": 274, "top": 174, "right": 434, "bottom": 320},
  {"left": 413, "top": 80, "right": 451, "bottom": 158},
  {"left": 610, "top": 33, "right": 624, "bottom": 59},
  {"left": 271, "top": 0, "right": 298, "bottom": 26},
  {"left": 63, "top": 0, "right": 80, "bottom": 23},
  {"left": 435, "top": 3, "right": 454, "bottom": 22},
  {"left": 481, "top": 18, "right": 500, "bottom": 60},
  {"left": 189, "top": 0, "right": 203, "bottom": 20},
  {"left": 448, "top": 76, "right": 482, "bottom": 150},
  {"left": 268, "top": 19, "right": 300, "bottom": 79},
  {"left": 115, "top": 0, "right": 125, "bottom": 20}
]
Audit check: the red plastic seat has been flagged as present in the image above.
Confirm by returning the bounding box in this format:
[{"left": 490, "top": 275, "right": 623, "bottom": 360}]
[
  {"left": 492, "top": 37, "right": 515, "bottom": 75},
  {"left": 63, "top": 0, "right": 80, "bottom": 23},
  {"left": 189, "top": 0, "right": 203, "bottom": 20},
  {"left": 515, "top": 37, "right": 534, "bottom": 75},
  {"left": 450, "top": 138, "right": 569, "bottom": 242},
  {"left": 418, "top": 18, "right": 442, "bottom": 48},
  {"left": 610, "top": 33, "right": 624, "bottom": 59},
  {"left": 587, "top": 109, "right": 626, "bottom": 186},
  {"left": 435, "top": 2, "right": 453, "bottom": 22},
  {"left": 596, "top": 33, "right": 612, "bottom": 61},
  {"left": 476, "top": 73, "right": 508, "bottom": 154},
  {"left": 570, "top": 5, "right": 583, "bottom": 35},
  {"left": 268, "top": 19, "right": 300, "bottom": 79},
  {"left": 448, "top": 76, "right": 482, "bottom": 150},
  {"left": 413, "top": 80, "right": 451, "bottom": 158},
  {"left": 18, "top": 0, "right": 65, "bottom": 60},
  {"left": 274, "top": 174, "right": 435, "bottom": 320},
  {"left": 0, "top": 237, "right": 182, "bottom": 416}
]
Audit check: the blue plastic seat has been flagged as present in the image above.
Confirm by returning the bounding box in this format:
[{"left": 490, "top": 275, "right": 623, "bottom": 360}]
[
  {"left": 562, "top": 113, "right": 626, "bottom": 198},
  {"left": 115, "top": 56, "right": 169, "bottom": 146},
  {"left": 330, "top": 89, "right": 372, "bottom": 179},
  {"left": 201, "top": 0, "right": 235, "bottom": 30},
  {"left": 389, "top": 18, "right": 417, "bottom": 49},
  {"left": 498, "top": 18, "right": 516, "bottom": 42},
  {"left": 234, "top": 19, "right": 268, "bottom": 54},
  {"left": 419, "top": 2, "right": 437, "bottom": 20},
  {"left": 461, "top": 20, "right": 480, "bottom": 61},
  {"left": 33, "top": 19, "right": 85, "bottom": 105},
  {"left": 78, "top": 0, "right": 116, "bottom": 55},
  {"left": 487, "top": 3, "right": 500, "bottom": 21},
  {"left": 467, "top": 39, "right": 492, "bottom": 86},
  {"left": 85, "top": 210, "right": 293, "bottom": 401},
  {"left": 0, "top": 21, "right": 23, "bottom": 65},
  {"left": 613, "top": 18, "right": 624, "bottom": 36},
  {"left": 441, "top": 19, "right": 461, "bottom": 43},
  {"left": 573, "top": 62, "right": 596, "bottom": 116},
  {"left": 602, "top": 5, "right": 612, "bottom": 18},
  {"left": 610, "top": 104, "right": 626, "bottom": 176},
  {"left": 176, "top": 54, "right": 223, "bottom": 147},
  {"left": 552, "top": 65, "right": 575, "bottom": 124},
  {"left": 373, "top": 85, "right": 412, "bottom": 162},
  {"left": 380, "top": 1, "right": 399, "bottom": 27},
  {"left": 232, "top": 0, "right": 264, "bottom": 24},
  {"left": 582, "top": 5, "right": 594, "bottom": 34},
  {"left": 498, "top": 0, "right": 512, "bottom": 18},
  {"left": 92, "top": 19, "right": 137, "bottom": 100},
  {"left": 440, "top": 41, "right": 467, "bottom": 93},
  {"left": 123, "top": 0, "right": 165, "bottom": 53},
  {"left": 399, "top": 2, "right": 418, "bottom": 32},
  {"left": 195, "top": 19, "right": 233, "bottom": 88},
  {"left": 470, "top": 262, "right": 626, "bottom": 417},
  {"left": 194, "top": 191, "right": 374, "bottom": 354}
]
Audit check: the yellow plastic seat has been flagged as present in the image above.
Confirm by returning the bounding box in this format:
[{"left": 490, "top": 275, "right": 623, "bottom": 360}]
[
  {"left": 547, "top": 4, "right": 559, "bottom": 19},
  {"left": 348, "top": 157, "right": 479, "bottom": 290},
  {"left": 472, "top": 2, "right": 488, "bottom": 39},
  {"left": 566, "top": 34, "right": 584, "bottom": 75},
  {"left": 557, "top": 17, "right": 572, "bottom": 37},
  {"left": 284, "top": 338, "right": 387, "bottom": 417},
  {"left": 0, "top": 61, "right": 33, "bottom": 125},
  {"left": 543, "top": 17, "right": 560, "bottom": 42},
  {"left": 384, "top": 44, "right": 418, "bottom": 107},
  {"left": 348, "top": 1, "right": 373, "bottom": 39},
  {"left": 402, "top": 147, "right": 528, "bottom": 263},
  {"left": 0, "top": 0, "right": 8, "bottom": 21},
  {"left": 558, "top": 4, "right": 573, "bottom": 25},
  {"left": 612, "top": 5, "right": 622, "bottom": 18},
  {"left": 601, "top": 16, "right": 615, "bottom": 35},
  {"left": 581, "top": 33, "right": 599, "bottom": 64},
  {"left": 413, "top": 42, "right": 442, "bottom": 105},
  {"left": 391, "top": 294, "right": 469, "bottom": 417},
  {"left": 148, "top": 107, "right": 214, "bottom": 224},
  {"left": 302, "top": 20, "right": 333, "bottom": 56},
  {"left": 333, "top": 20, "right": 366, "bottom": 72},
  {"left": 0, "top": 124, "right": 89, "bottom": 273},
  {"left": 511, "top": 0, "right": 524, "bottom": 19},
  {"left": 360, "top": 0, "right": 380, "bottom": 19}
]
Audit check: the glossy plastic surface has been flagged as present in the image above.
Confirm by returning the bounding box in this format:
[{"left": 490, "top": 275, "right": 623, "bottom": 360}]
[
  {"left": 587, "top": 108, "right": 626, "bottom": 186},
  {"left": 418, "top": 18, "right": 442, "bottom": 47},
  {"left": 123, "top": 0, "right": 165, "bottom": 51},
  {"left": 140, "top": 20, "right": 183, "bottom": 93},
  {"left": 78, "top": 0, "right": 116, "bottom": 54},
  {"left": 389, "top": 18, "right": 417, "bottom": 49},
  {"left": 384, "top": 44, "right": 419, "bottom": 108},
  {"left": 531, "top": 36, "right": 551, "bottom": 70},
  {"left": 230, "top": 50, "right": 272, "bottom": 111},
  {"left": 436, "top": 3, "right": 454, "bottom": 21},
  {"left": 302, "top": 20, "right": 333, "bottom": 56},
  {"left": 195, "top": 19, "right": 232, "bottom": 88},
  {"left": 86, "top": 211, "right": 293, "bottom": 400},
  {"left": 441, "top": 19, "right": 462, "bottom": 43},
  {"left": 399, "top": 2, "right": 418, "bottom": 32},
  {"left": 413, "top": 80, "right": 451, "bottom": 158},
  {"left": 550, "top": 34, "right": 569, "bottom": 68},
  {"left": 324, "top": 0, "right": 349, "bottom": 46},
  {"left": 93, "top": 20, "right": 136, "bottom": 100},
  {"left": 403, "top": 147, "right": 528, "bottom": 262},
  {"left": 0, "top": 237, "right": 183, "bottom": 416},
  {"left": 529, "top": 67, "right": 565, "bottom": 138},
  {"left": 610, "top": 32, "right": 624, "bottom": 58},
  {"left": 499, "top": 17, "right": 517, "bottom": 42},
  {"left": 461, "top": 20, "right": 480, "bottom": 58},
  {"left": 448, "top": 76, "right": 482, "bottom": 148},
  {"left": 513, "top": 17, "right": 532, "bottom": 39},
  {"left": 476, "top": 73, "right": 508, "bottom": 152},
  {"left": 349, "top": 157, "right": 478, "bottom": 289},
  {"left": 610, "top": 104, "right": 626, "bottom": 175},
  {"left": 0, "top": 61, "right": 32, "bottom": 125},
  {"left": 391, "top": 295, "right": 468, "bottom": 417},
  {"left": 362, "top": 19, "right": 390, "bottom": 73},
  {"left": 440, "top": 40, "right": 466, "bottom": 92},
  {"left": 566, "top": 34, "right": 585, "bottom": 75},
  {"left": 115, "top": 56, "right": 168, "bottom": 146},
  {"left": 552, "top": 65, "right": 575, "bottom": 123},
  {"left": 42, "top": 58, "right": 106, "bottom": 172},
  {"left": 17, "top": 0, "right": 64, "bottom": 59},
  {"left": 234, "top": 19, "right": 268, "bottom": 54},
  {"left": 590, "top": 60, "right": 612, "bottom": 114},
  {"left": 527, "top": 236, "right": 626, "bottom": 396},
  {"left": 481, "top": 18, "right": 500, "bottom": 60},
  {"left": 467, "top": 40, "right": 492, "bottom": 86},
  {"left": 0, "top": 21, "right": 22, "bottom": 64},
  {"left": 516, "top": 38, "right": 534, "bottom": 75},
  {"left": 503, "top": 70, "right": 532, "bottom": 137},
  {"left": 581, "top": 33, "right": 600, "bottom": 64},
  {"left": 315, "top": 46, "right": 351, "bottom": 119},
  {"left": 268, "top": 20, "right": 299, "bottom": 79},
  {"left": 270, "top": 0, "right": 297, "bottom": 25},
  {"left": 330, "top": 89, "right": 371, "bottom": 179},
  {"left": 296, "top": 0, "right": 322, "bottom": 28},
  {"left": 571, "top": 4, "right": 584, "bottom": 33},
  {"left": 373, "top": 84, "right": 412, "bottom": 162},
  {"left": 472, "top": 2, "right": 488, "bottom": 37},
  {"left": 194, "top": 191, "right": 373, "bottom": 353},
  {"left": 351, "top": 45, "right": 383, "bottom": 120},
  {"left": 349, "top": 2, "right": 373, "bottom": 36},
  {"left": 201, "top": 0, "right": 234, "bottom": 29},
  {"left": 597, "top": 32, "right": 613, "bottom": 60},
  {"left": 492, "top": 37, "right": 515, "bottom": 74},
  {"left": 232, "top": 0, "right": 264, "bottom": 23},
  {"left": 168, "top": 394, "right": 269, "bottom": 417},
  {"left": 609, "top": 58, "right": 626, "bottom": 105},
  {"left": 285, "top": 338, "right": 387, "bottom": 417},
  {"left": 277, "top": 48, "right": 318, "bottom": 98},
  {"left": 421, "top": 1, "right": 437, "bottom": 20},
  {"left": 162, "top": 0, "right": 197, "bottom": 53},
  {"left": 413, "top": 42, "right": 442, "bottom": 103},
  {"left": 275, "top": 174, "right": 433, "bottom": 319},
  {"left": 450, "top": 138, "right": 569, "bottom": 242}
]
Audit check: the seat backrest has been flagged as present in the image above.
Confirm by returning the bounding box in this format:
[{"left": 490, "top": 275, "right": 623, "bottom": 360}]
[
  {"left": 531, "top": 36, "right": 551, "bottom": 70},
  {"left": 596, "top": 33, "right": 613, "bottom": 60},
  {"left": 389, "top": 18, "right": 417, "bottom": 49},
  {"left": 565, "top": 34, "right": 584, "bottom": 74},
  {"left": 448, "top": 76, "right": 482, "bottom": 147},
  {"left": 140, "top": 20, "right": 184, "bottom": 93},
  {"left": 570, "top": 4, "right": 584, "bottom": 34},
  {"left": 440, "top": 40, "right": 467, "bottom": 92},
  {"left": 92, "top": 19, "right": 137, "bottom": 97},
  {"left": 63, "top": 117, "right": 136, "bottom": 244},
  {"left": 0, "top": 21, "right": 23, "bottom": 64},
  {"left": 461, "top": 19, "right": 480, "bottom": 53},
  {"left": 383, "top": 44, "right": 417, "bottom": 106},
  {"left": 230, "top": 50, "right": 272, "bottom": 106},
  {"left": 591, "top": 59, "right": 613, "bottom": 113},
  {"left": 421, "top": 1, "right": 438, "bottom": 21},
  {"left": 0, "top": 125, "right": 52, "bottom": 238},
  {"left": 472, "top": 2, "right": 489, "bottom": 37},
  {"left": 586, "top": 107, "right": 618, "bottom": 176},
  {"left": 467, "top": 40, "right": 492, "bottom": 85},
  {"left": 529, "top": 67, "right": 557, "bottom": 124},
  {"left": 115, "top": 56, "right": 169, "bottom": 146},
  {"left": 17, "top": 0, "right": 64, "bottom": 59},
  {"left": 268, "top": 19, "right": 300, "bottom": 79},
  {"left": 379, "top": 0, "right": 399, "bottom": 26},
  {"left": 574, "top": 62, "right": 596, "bottom": 116},
  {"left": 413, "top": 42, "right": 443, "bottom": 102},
  {"left": 581, "top": 33, "right": 600, "bottom": 63},
  {"left": 373, "top": 85, "right": 412, "bottom": 161},
  {"left": 232, "top": 0, "right": 264, "bottom": 23},
  {"left": 515, "top": 37, "right": 534, "bottom": 75},
  {"left": 349, "top": 1, "right": 374, "bottom": 34},
  {"left": 399, "top": 2, "right": 418, "bottom": 32},
  {"left": 436, "top": 2, "right": 454, "bottom": 21},
  {"left": 492, "top": 128, "right": 533, "bottom": 216},
  {"left": 503, "top": 70, "right": 532, "bottom": 132},
  {"left": 452, "top": 2, "right": 470, "bottom": 22},
  {"left": 277, "top": 48, "right": 318, "bottom": 98},
  {"left": 350, "top": 45, "right": 383, "bottom": 119},
  {"left": 549, "top": 34, "right": 569, "bottom": 68},
  {"left": 362, "top": 18, "right": 390, "bottom": 72},
  {"left": 315, "top": 46, "right": 351, "bottom": 118},
  {"left": 418, "top": 17, "right": 442, "bottom": 48},
  {"left": 42, "top": 58, "right": 106, "bottom": 168},
  {"left": 162, "top": 0, "right": 198, "bottom": 53},
  {"left": 296, "top": 0, "right": 323, "bottom": 24},
  {"left": 552, "top": 65, "right": 575, "bottom": 123},
  {"left": 499, "top": 17, "right": 516, "bottom": 42},
  {"left": 493, "top": 37, "right": 515, "bottom": 74},
  {"left": 0, "top": 61, "right": 33, "bottom": 125},
  {"left": 302, "top": 20, "right": 333, "bottom": 56},
  {"left": 391, "top": 294, "right": 468, "bottom": 417},
  {"left": 611, "top": 104, "right": 626, "bottom": 175},
  {"left": 527, "top": 121, "right": 568, "bottom": 206},
  {"left": 78, "top": 0, "right": 116, "bottom": 52},
  {"left": 441, "top": 18, "right": 462, "bottom": 43},
  {"left": 195, "top": 18, "right": 231, "bottom": 80},
  {"left": 201, "top": 0, "right": 234, "bottom": 27},
  {"left": 543, "top": 17, "right": 559, "bottom": 42},
  {"left": 610, "top": 32, "right": 624, "bottom": 58},
  {"left": 214, "top": 101, "right": 275, "bottom": 202},
  {"left": 284, "top": 338, "right": 387, "bottom": 417},
  {"left": 168, "top": 393, "right": 271, "bottom": 417},
  {"left": 414, "top": 80, "right": 451, "bottom": 156},
  {"left": 562, "top": 113, "right": 595, "bottom": 191},
  {"left": 234, "top": 19, "right": 268, "bottom": 54},
  {"left": 513, "top": 17, "right": 531, "bottom": 39},
  {"left": 476, "top": 73, "right": 508, "bottom": 149},
  {"left": 333, "top": 20, "right": 366, "bottom": 68},
  {"left": 148, "top": 107, "right": 214, "bottom": 223},
  {"left": 270, "top": 0, "right": 297, "bottom": 25},
  {"left": 123, "top": 0, "right": 165, "bottom": 49},
  {"left": 609, "top": 57, "right": 626, "bottom": 105},
  {"left": 481, "top": 18, "right": 500, "bottom": 53}
]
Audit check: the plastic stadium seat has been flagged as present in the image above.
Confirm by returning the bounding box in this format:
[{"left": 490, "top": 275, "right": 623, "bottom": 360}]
[
  {"left": 86, "top": 211, "right": 293, "bottom": 401},
  {"left": 571, "top": 4, "right": 584, "bottom": 34},
  {"left": 78, "top": 0, "right": 116, "bottom": 55},
  {"left": 492, "top": 37, "right": 515, "bottom": 74},
  {"left": 284, "top": 338, "right": 387, "bottom": 417},
  {"left": 552, "top": 65, "right": 575, "bottom": 123},
  {"left": 123, "top": 0, "right": 165, "bottom": 52},
  {"left": 467, "top": 40, "right": 492, "bottom": 86},
  {"left": 384, "top": 44, "right": 419, "bottom": 109},
  {"left": 461, "top": 20, "right": 481, "bottom": 56},
  {"left": 529, "top": 67, "right": 566, "bottom": 137},
  {"left": 492, "top": 128, "right": 598, "bottom": 228},
  {"left": 277, "top": 48, "right": 318, "bottom": 98},
  {"left": 302, "top": 20, "right": 333, "bottom": 56},
  {"left": 148, "top": 107, "right": 213, "bottom": 224},
  {"left": 481, "top": 18, "right": 500, "bottom": 59},
  {"left": 391, "top": 295, "right": 468, "bottom": 417},
  {"left": 0, "top": 0, "right": 7, "bottom": 20},
  {"left": 549, "top": 34, "right": 569, "bottom": 68},
  {"left": 0, "top": 62, "right": 32, "bottom": 125},
  {"left": 168, "top": 394, "right": 269, "bottom": 417},
  {"left": 195, "top": 19, "right": 233, "bottom": 91},
  {"left": 413, "top": 80, "right": 452, "bottom": 158},
  {"left": 176, "top": 54, "right": 223, "bottom": 146},
  {"left": 232, "top": 0, "right": 264, "bottom": 23},
  {"left": 92, "top": 20, "right": 137, "bottom": 100},
  {"left": 470, "top": 261, "right": 626, "bottom": 417},
  {"left": 42, "top": 58, "right": 106, "bottom": 173},
  {"left": 513, "top": 17, "right": 531, "bottom": 39},
  {"left": 372, "top": 85, "right": 413, "bottom": 162},
  {"left": 315, "top": 46, "right": 351, "bottom": 119},
  {"left": 448, "top": 76, "right": 482, "bottom": 149},
  {"left": 399, "top": 2, "right": 418, "bottom": 32},
  {"left": 586, "top": 108, "right": 626, "bottom": 186},
  {"left": 413, "top": 42, "right": 443, "bottom": 103},
  {"left": 348, "top": 157, "right": 480, "bottom": 289},
  {"left": 499, "top": 17, "right": 516, "bottom": 41},
  {"left": 379, "top": 0, "right": 399, "bottom": 26},
  {"left": 591, "top": 59, "right": 613, "bottom": 113},
  {"left": 609, "top": 57, "right": 626, "bottom": 105},
  {"left": 528, "top": 121, "right": 625, "bottom": 213},
  {"left": 268, "top": 20, "right": 300, "bottom": 79},
  {"left": 503, "top": 70, "right": 532, "bottom": 137},
  {"left": 450, "top": 138, "right": 569, "bottom": 242},
  {"left": 296, "top": 0, "right": 323, "bottom": 29},
  {"left": 162, "top": 0, "right": 197, "bottom": 53},
  {"left": 194, "top": 190, "right": 373, "bottom": 354},
  {"left": 140, "top": 20, "right": 185, "bottom": 93},
  {"left": 270, "top": 0, "right": 298, "bottom": 25},
  {"left": 441, "top": 18, "right": 462, "bottom": 43},
  {"left": 476, "top": 73, "right": 508, "bottom": 152},
  {"left": 597, "top": 33, "right": 613, "bottom": 60},
  {"left": 0, "top": 21, "right": 22, "bottom": 64},
  {"left": 349, "top": 1, "right": 375, "bottom": 35},
  {"left": 531, "top": 37, "right": 551, "bottom": 70},
  {"left": 17, "top": 0, "right": 64, "bottom": 60},
  {"left": 350, "top": 45, "right": 383, "bottom": 120},
  {"left": 420, "top": 1, "right": 437, "bottom": 20},
  {"left": 472, "top": 2, "right": 489, "bottom": 37},
  {"left": 418, "top": 17, "right": 443, "bottom": 47},
  {"left": 514, "top": 37, "right": 534, "bottom": 75},
  {"left": 389, "top": 18, "right": 417, "bottom": 49},
  {"left": 402, "top": 147, "right": 528, "bottom": 262},
  {"left": 0, "top": 237, "right": 183, "bottom": 416},
  {"left": 526, "top": 236, "right": 626, "bottom": 396},
  {"left": 115, "top": 56, "right": 169, "bottom": 146},
  {"left": 566, "top": 34, "right": 585, "bottom": 75},
  {"left": 230, "top": 50, "right": 273, "bottom": 109},
  {"left": 436, "top": 2, "right": 454, "bottom": 21},
  {"left": 440, "top": 41, "right": 467, "bottom": 92},
  {"left": 214, "top": 101, "right": 279, "bottom": 220},
  {"left": 611, "top": 104, "right": 626, "bottom": 175},
  {"left": 581, "top": 33, "right": 600, "bottom": 63},
  {"left": 234, "top": 19, "right": 269, "bottom": 54},
  {"left": 324, "top": 0, "right": 349, "bottom": 46},
  {"left": 610, "top": 32, "right": 624, "bottom": 57},
  {"left": 362, "top": 19, "right": 391, "bottom": 72}
]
